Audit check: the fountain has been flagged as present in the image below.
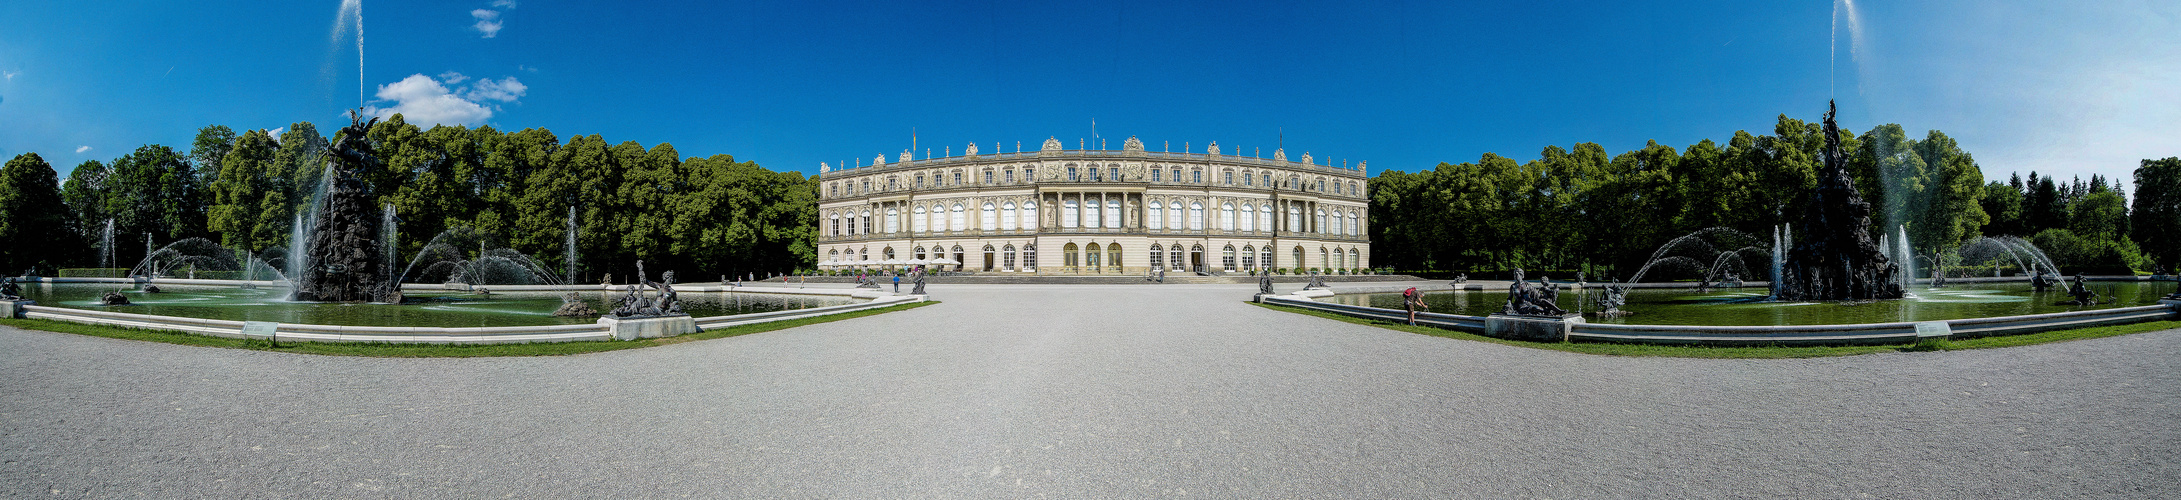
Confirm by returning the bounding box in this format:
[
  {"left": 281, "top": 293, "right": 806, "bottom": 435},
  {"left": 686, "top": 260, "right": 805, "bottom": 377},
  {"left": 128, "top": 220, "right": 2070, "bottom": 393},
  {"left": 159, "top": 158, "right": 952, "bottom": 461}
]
[
  {"left": 1628, "top": 227, "right": 1771, "bottom": 286},
  {"left": 565, "top": 206, "right": 578, "bottom": 284},
  {"left": 396, "top": 226, "right": 565, "bottom": 287},
  {"left": 1774, "top": 101, "right": 1902, "bottom": 301},
  {"left": 289, "top": 110, "right": 399, "bottom": 303}
]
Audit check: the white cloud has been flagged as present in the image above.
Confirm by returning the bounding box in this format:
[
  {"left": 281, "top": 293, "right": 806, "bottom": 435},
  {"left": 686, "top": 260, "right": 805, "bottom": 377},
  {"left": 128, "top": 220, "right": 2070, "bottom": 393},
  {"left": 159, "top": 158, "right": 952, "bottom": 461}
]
[
  {"left": 491, "top": 0, "right": 517, "bottom": 8},
  {"left": 75, "top": 146, "right": 91, "bottom": 153},
  {"left": 472, "top": 9, "right": 503, "bottom": 38},
  {"left": 3, "top": 71, "right": 16, "bottom": 81},
  {"left": 362, "top": 73, "right": 527, "bottom": 127}
]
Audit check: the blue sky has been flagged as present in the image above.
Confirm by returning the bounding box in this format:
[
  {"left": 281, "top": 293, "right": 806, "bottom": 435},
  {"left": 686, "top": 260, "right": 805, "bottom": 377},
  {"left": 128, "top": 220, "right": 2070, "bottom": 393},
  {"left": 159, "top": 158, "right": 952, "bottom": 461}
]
[{"left": 2, "top": 0, "right": 2175, "bottom": 188}]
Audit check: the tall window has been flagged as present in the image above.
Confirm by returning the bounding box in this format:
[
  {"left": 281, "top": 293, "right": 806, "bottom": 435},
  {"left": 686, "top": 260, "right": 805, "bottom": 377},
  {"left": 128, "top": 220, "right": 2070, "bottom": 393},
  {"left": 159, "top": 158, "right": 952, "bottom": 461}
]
[
  {"left": 981, "top": 203, "right": 997, "bottom": 230},
  {"left": 886, "top": 208, "right": 899, "bottom": 233},
  {"left": 915, "top": 174, "right": 926, "bottom": 189},
  {"left": 1005, "top": 169, "right": 1015, "bottom": 184},
  {"left": 1317, "top": 179, "right": 1326, "bottom": 192},
  {"left": 1168, "top": 203, "right": 1184, "bottom": 230},
  {"left": 1349, "top": 212, "right": 1359, "bottom": 236},
  {"left": 1104, "top": 199, "right": 1121, "bottom": 229},
  {"left": 1151, "top": 169, "right": 1162, "bottom": 182},
  {"left": 1003, "top": 245, "right": 1017, "bottom": 270},
  {"left": 1288, "top": 206, "right": 1302, "bottom": 232},
  {"left": 862, "top": 210, "right": 873, "bottom": 234},
  {"left": 1240, "top": 204, "right": 1255, "bottom": 232},
  {"left": 1315, "top": 209, "right": 1327, "bottom": 234},
  {"left": 846, "top": 213, "right": 856, "bottom": 236},
  {"left": 1223, "top": 170, "right": 1234, "bottom": 185},
  {"left": 861, "top": 180, "right": 870, "bottom": 193},
  {"left": 1189, "top": 202, "right": 1205, "bottom": 230},
  {"left": 1024, "top": 244, "right": 1037, "bottom": 270},
  {"left": 1259, "top": 204, "right": 1273, "bottom": 232},
  {"left": 983, "top": 170, "right": 993, "bottom": 184},
  {"left": 1001, "top": 202, "right": 1018, "bottom": 230},
  {"left": 1321, "top": 248, "right": 1330, "bottom": 268},
  {"left": 1150, "top": 244, "right": 1164, "bottom": 269},
  {"left": 950, "top": 203, "right": 966, "bottom": 231},
  {"left": 1170, "top": 168, "right": 1181, "bottom": 183},
  {"left": 1222, "top": 245, "right": 1237, "bottom": 271},
  {"left": 830, "top": 213, "right": 840, "bottom": 236},
  {"left": 953, "top": 171, "right": 962, "bottom": 186},
  {"left": 1330, "top": 211, "right": 1342, "bottom": 236},
  {"left": 1062, "top": 200, "right": 1079, "bottom": 228},
  {"left": 1220, "top": 203, "right": 1236, "bottom": 231},
  {"left": 1107, "top": 244, "right": 1121, "bottom": 270},
  {"left": 1170, "top": 246, "right": 1184, "bottom": 270},
  {"left": 1082, "top": 198, "right": 1100, "bottom": 228},
  {"left": 1085, "top": 243, "right": 1101, "bottom": 270},
  {"left": 1293, "top": 246, "right": 1304, "bottom": 269},
  {"left": 1088, "top": 167, "right": 1100, "bottom": 182},
  {"left": 1068, "top": 165, "right": 1079, "bottom": 181},
  {"left": 1332, "top": 181, "right": 1340, "bottom": 194},
  {"left": 1020, "top": 202, "right": 1036, "bottom": 230},
  {"left": 888, "top": 177, "right": 898, "bottom": 191},
  {"left": 1192, "top": 169, "right": 1202, "bottom": 183},
  {"left": 1241, "top": 245, "right": 1256, "bottom": 270},
  {"left": 1350, "top": 181, "right": 1359, "bottom": 195},
  {"left": 829, "top": 183, "right": 837, "bottom": 197},
  {"left": 1350, "top": 248, "right": 1360, "bottom": 268},
  {"left": 1260, "top": 247, "right": 1273, "bottom": 270},
  {"left": 1024, "top": 167, "right": 1035, "bottom": 180},
  {"left": 1147, "top": 201, "right": 1164, "bottom": 229},
  {"left": 1109, "top": 166, "right": 1119, "bottom": 182}
]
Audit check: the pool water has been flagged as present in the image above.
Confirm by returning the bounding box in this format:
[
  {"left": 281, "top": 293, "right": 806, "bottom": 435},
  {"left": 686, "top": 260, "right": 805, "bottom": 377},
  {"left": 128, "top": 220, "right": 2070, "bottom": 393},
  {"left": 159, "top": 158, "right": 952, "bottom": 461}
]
[
  {"left": 1327, "top": 281, "right": 2178, "bottom": 326},
  {"left": 15, "top": 283, "right": 854, "bottom": 327}
]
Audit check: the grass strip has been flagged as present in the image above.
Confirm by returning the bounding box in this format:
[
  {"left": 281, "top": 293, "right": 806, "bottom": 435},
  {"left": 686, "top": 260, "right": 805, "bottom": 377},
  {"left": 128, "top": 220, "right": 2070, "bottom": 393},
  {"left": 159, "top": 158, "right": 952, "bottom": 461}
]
[
  {"left": 1250, "top": 302, "right": 2180, "bottom": 359},
  {"left": 0, "top": 301, "right": 936, "bottom": 358}
]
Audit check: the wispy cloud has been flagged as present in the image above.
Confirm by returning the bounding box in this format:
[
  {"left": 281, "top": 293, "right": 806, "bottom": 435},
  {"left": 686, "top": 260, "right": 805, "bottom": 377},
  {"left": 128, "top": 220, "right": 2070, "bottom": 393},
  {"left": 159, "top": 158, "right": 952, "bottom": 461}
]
[
  {"left": 363, "top": 73, "right": 527, "bottom": 127},
  {"left": 75, "top": 146, "right": 91, "bottom": 153},
  {"left": 491, "top": 0, "right": 517, "bottom": 7},
  {"left": 2, "top": 71, "right": 17, "bottom": 81},
  {"left": 472, "top": 9, "right": 503, "bottom": 38}
]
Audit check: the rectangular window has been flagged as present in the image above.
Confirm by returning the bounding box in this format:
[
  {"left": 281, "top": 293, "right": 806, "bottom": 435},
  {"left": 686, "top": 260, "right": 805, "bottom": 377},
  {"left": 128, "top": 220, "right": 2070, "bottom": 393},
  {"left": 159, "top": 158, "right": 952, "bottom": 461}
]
[
  {"left": 984, "top": 171, "right": 993, "bottom": 184},
  {"left": 1005, "top": 170, "right": 1015, "bottom": 184},
  {"left": 954, "top": 172, "right": 962, "bottom": 185},
  {"left": 1192, "top": 170, "right": 1202, "bottom": 183},
  {"left": 1151, "top": 169, "right": 1162, "bottom": 182},
  {"left": 1110, "top": 167, "right": 1119, "bottom": 182}
]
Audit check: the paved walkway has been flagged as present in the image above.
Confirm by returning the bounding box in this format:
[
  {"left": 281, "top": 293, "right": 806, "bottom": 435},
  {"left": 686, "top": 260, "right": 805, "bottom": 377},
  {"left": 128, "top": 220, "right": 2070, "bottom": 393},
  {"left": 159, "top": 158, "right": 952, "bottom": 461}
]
[{"left": 3, "top": 283, "right": 2176, "bottom": 497}]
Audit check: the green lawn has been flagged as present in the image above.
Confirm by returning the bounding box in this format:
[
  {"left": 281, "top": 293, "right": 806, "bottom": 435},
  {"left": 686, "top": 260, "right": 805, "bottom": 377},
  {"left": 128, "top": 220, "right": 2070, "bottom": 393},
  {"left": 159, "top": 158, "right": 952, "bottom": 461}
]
[
  {"left": 1252, "top": 302, "right": 2180, "bottom": 359},
  {"left": 0, "top": 301, "right": 935, "bottom": 357}
]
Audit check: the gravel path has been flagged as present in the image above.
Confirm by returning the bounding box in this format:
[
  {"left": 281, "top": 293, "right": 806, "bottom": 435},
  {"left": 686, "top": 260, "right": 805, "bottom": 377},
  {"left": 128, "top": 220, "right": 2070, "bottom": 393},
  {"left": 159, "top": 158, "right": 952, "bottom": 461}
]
[{"left": 3, "top": 283, "right": 2177, "bottom": 498}]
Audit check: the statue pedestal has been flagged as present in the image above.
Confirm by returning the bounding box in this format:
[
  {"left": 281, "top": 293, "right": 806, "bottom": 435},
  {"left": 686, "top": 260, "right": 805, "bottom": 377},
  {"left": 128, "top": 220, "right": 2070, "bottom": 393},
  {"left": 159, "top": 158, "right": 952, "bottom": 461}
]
[
  {"left": 1485, "top": 313, "right": 1583, "bottom": 342},
  {"left": 1, "top": 300, "right": 33, "bottom": 319},
  {"left": 597, "top": 315, "right": 699, "bottom": 341}
]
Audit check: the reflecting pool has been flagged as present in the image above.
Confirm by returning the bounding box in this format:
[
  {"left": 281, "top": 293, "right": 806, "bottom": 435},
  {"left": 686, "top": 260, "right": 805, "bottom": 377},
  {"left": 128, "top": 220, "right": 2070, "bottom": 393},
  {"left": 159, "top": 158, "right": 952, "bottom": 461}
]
[
  {"left": 1325, "top": 281, "right": 2177, "bottom": 326},
  {"left": 16, "top": 283, "right": 854, "bottom": 328}
]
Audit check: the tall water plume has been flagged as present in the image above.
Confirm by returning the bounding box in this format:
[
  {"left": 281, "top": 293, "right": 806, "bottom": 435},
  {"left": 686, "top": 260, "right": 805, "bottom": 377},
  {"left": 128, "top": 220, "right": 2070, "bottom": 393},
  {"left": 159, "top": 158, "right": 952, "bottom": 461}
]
[
  {"left": 1831, "top": 0, "right": 1867, "bottom": 97},
  {"left": 565, "top": 206, "right": 578, "bottom": 284},
  {"left": 332, "top": 0, "right": 365, "bottom": 106}
]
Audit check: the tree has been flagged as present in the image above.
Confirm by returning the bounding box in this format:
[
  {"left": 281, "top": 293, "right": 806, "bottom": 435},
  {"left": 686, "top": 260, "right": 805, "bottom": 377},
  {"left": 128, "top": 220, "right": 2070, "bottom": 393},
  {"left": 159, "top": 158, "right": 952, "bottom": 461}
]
[
  {"left": 105, "top": 145, "right": 205, "bottom": 253},
  {"left": 2068, "top": 191, "right": 2127, "bottom": 242},
  {"left": 0, "top": 153, "right": 74, "bottom": 274},
  {"left": 189, "top": 125, "right": 237, "bottom": 189},
  {"left": 206, "top": 129, "right": 279, "bottom": 250},
  {"left": 2133, "top": 157, "right": 2181, "bottom": 268},
  {"left": 1909, "top": 130, "right": 1987, "bottom": 250},
  {"left": 1979, "top": 181, "right": 2024, "bottom": 237},
  {"left": 61, "top": 160, "right": 112, "bottom": 264}
]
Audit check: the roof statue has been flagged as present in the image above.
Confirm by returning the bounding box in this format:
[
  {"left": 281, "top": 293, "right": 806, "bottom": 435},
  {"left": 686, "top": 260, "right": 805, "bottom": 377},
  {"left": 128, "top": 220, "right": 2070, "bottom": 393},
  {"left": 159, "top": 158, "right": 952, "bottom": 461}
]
[
  {"left": 873, "top": 153, "right": 886, "bottom": 166},
  {"left": 964, "top": 142, "right": 978, "bottom": 156},
  {"left": 819, "top": 162, "right": 830, "bottom": 173},
  {"left": 1274, "top": 148, "right": 1287, "bottom": 161},
  {"left": 1042, "top": 136, "right": 1063, "bottom": 151},
  {"left": 900, "top": 149, "right": 913, "bottom": 163},
  {"left": 1356, "top": 160, "right": 1366, "bottom": 173},
  {"left": 1123, "top": 136, "right": 1144, "bottom": 151},
  {"left": 1206, "top": 141, "right": 1220, "bottom": 156},
  {"left": 1300, "top": 152, "right": 1313, "bottom": 165}
]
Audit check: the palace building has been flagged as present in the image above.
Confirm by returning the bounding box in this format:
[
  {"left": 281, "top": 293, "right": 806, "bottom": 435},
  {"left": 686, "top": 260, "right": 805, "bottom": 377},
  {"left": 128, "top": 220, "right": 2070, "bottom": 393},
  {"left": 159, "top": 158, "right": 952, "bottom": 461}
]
[{"left": 815, "top": 136, "right": 1369, "bottom": 275}]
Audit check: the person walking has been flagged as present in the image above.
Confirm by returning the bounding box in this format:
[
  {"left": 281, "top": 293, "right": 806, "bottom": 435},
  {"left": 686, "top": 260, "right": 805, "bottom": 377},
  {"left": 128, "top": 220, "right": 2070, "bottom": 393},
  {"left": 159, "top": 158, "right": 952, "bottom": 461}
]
[
  {"left": 1403, "top": 286, "right": 1428, "bottom": 326},
  {"left": 893, "top": 272, "right": 902, "bottom": 293}
]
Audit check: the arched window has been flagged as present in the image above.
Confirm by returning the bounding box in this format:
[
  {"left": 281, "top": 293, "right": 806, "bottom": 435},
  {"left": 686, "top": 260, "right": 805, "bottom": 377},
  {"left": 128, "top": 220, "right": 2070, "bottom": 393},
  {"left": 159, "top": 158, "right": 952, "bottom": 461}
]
[
  {"left": 1170, "top": 245, "right": 1185, "bottom": 271},
  {"left": 1085, "top": 243, "right": 1102, "bottom": 270},
  {"left": 981, "top": 203, "right": 997, "bottom": 231},
  {"left": 1082, "top": 199, "right": 1100, "bottom": 228},
  {"left": 1024, "top": 244, "right": 1037, "bottom": 270},
  {"left": 1104, "top": 199, "right": 1121, "bottom": 229},
  {"left": 1190, "top": 244, "right": 1205, "bottom": 271},
  {"left": 1189, "top": 202, "right": 1205, "bottom": 230},
  {"left": 886, "top": 208, "right": 900, "bottom": 233},
  {"left": 1241, "top": 245, "right": 1256, "bottom": 270},
  {"left": 1348, "top": 211, "right": 1359, "bottom": 236},
  {"left": 1001, "top": 202, "right": 1018, "bottom": 230},
  {"left": 1168, "top": 202, "right": 1184, "bottom": 230},
  {"left": 1221, "top": 245, "right": 1237, "bottom": 271},
  {"left": 950, "top": 245, "right": 965, "bottom": 270},
  {"left": 883, "top": 247, "right": 895, "bottom": 260},
  {"left": 1063, "top": 243, "right": 1079, "bottom": 268},
  {"left": 830, "top": 213, "right": 841, "bottom": 236},
  {"left": 1259, "top": 204, "right": 1273, "bottom": 232},
  {"left": 862, "top": 210, "right": 873, "bottom": 234},
  {"left": 1293, "top": 246, "right": 1304, "bottom": 270},
  {"left": 1062, "top": 200, "right": 1079, "bottom": 228},
  {"left": 1350, "top": 248, "right": 1361, "bottom": 268},
  {"left": 1315, "top": 209, "right": 1327, "bottom": 234},
  {"left": 1020, "top": 201, "right": 1036, "bottom": 230},
  {"left": 982, "top": 244, "right": 996, "bottom": 271},
  {"left": 1150, "top": 244, "right": 1164, "bottom": 270},
  {"left": 1287, "top": 206, "right": 1302, "bottom": 232},
  {"left": 914, "top": 246, "right": 927, "bottom": 260},
  {"left": 1107, "top": 243, "right": 1121, "bottom": 270},
  {"left": 827, "top": 249, "right": 838, "bottom": 263},
  {"left": 845, "top": 213, "right": 857, "bottom": 236},
  {"left": 1260, "top": 246, "right": 1273, "bottom": 270},
  {"left": 912, "top": 206, "right": 927, "bottom": 233},
  {"left": 1333, "top": 247, "right": 1344, "bottom": 269},
  {"left": 1321, "top": 247, "right": 1329, "bottom": 269},
  {"left": 1003, "top": 244, "right": 1017, "bottom": 270},
  {"left": 1220, "top": 203, "right": 1236, "bottom": 231},
  {"left": 1330, "top": 211, "right": 1343, "bottom": 236},
  {"left": 1240, "top": 204, "right": 1256, "bottom": 232},
  {"left": 950, "top": 203, "right": 966, "bottom": 232},
  {"left": 1147, "top": 201, "right": 1165, "bottom": 230}
]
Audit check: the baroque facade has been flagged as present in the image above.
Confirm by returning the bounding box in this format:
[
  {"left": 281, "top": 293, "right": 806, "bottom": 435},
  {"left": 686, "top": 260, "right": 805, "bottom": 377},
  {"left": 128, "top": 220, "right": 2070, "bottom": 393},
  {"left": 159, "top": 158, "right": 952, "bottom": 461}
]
[{"left": 815, "top": 136, "right": 1369, "bottom": 275}]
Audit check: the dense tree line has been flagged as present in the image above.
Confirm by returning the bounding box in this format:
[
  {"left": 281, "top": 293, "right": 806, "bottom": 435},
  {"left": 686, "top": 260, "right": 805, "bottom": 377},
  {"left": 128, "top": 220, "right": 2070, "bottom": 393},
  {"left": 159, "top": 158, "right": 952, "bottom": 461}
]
[
  {"left": 1368, "top": 114, "right": 2171, "bottom": 278},
  {"left": 0, "top": 114, "right": 817, "bottom": 282}
]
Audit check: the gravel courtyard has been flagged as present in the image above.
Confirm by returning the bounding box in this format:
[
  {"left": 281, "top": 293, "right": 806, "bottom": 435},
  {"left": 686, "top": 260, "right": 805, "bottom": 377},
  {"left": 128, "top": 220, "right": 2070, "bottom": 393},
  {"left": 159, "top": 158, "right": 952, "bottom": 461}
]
[{"left": 3, "top": 283, "right": 2176, "bottom": 497}]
